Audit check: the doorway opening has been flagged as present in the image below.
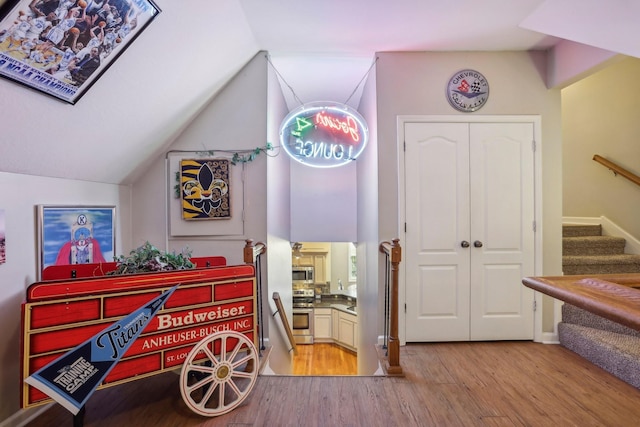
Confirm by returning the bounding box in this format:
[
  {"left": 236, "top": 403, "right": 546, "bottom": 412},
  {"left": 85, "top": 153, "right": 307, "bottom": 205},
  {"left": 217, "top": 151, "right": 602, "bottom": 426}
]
[{"left": 290, "top": 241, "right": 358, "bottom": 376}]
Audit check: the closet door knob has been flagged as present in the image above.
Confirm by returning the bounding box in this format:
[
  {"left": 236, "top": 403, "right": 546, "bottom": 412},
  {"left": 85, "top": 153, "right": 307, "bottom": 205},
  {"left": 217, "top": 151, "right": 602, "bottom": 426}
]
[
  {"left": 461, "top": 241, "right": 470, "bottom": 248},
  {"left": 474, "top": 240, "right": 483, "bottom": 248}
]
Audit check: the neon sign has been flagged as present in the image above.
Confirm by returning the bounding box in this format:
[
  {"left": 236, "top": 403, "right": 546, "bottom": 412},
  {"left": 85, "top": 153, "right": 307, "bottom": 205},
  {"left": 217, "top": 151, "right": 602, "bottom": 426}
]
[{"left": 279, "top": 101, "right": 369, "bottom": 168}]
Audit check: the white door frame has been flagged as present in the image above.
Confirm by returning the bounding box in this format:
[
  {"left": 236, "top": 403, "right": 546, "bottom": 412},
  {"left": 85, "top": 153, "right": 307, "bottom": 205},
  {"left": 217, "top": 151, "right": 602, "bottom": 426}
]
[{"left": 397, "top": 115, "right": 544, "bottom": 344}]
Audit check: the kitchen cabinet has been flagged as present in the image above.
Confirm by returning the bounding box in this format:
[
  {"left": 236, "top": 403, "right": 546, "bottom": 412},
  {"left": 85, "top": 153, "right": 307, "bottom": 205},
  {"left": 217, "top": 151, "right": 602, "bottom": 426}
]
[
  {"left": 331, "top": 309, "right": 340, "bottom": 341},
  {"left": 313, "top": 308, "right": 332, "bottom": 341},
  {"left": 313, "top": 255, "right": 326, "bottom": 283},
  {"left": 337, "top": 311, "right": 357, "bottom": 351},
  {"left": 294, "top": 253, "right": 326, "bottom": 284},
  {"left": 313, "top": 306, "right": 358, "bottom": 351}
]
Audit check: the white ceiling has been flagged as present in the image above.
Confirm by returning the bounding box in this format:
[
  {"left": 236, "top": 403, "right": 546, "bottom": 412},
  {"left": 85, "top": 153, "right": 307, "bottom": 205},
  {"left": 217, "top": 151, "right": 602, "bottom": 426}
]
[
  {"left": 0, "top": 0, "right": 632, "bottom": 184},
  {"left": 240, "top": 0, "right": 561, "bottom": 110}
]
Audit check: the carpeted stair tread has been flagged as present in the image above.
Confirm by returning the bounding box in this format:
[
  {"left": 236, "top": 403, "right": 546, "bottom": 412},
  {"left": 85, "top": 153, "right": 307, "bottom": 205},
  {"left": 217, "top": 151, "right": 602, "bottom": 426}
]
[
  {"left": 562, "top": 304, "right": 640, "bottom": 338},
  {"left": 560, "top": 223, "right": 640, "bottom": 389},
  {"left": 558, "top": 322, "right": 640, "bottom": 388},
  {"left": 563, "top": 236, "right": 626, "bottom": 256},
  {"left": 563, "top": 224, "right": 603, "bottom": 238},
  {"left": 562, "top": 254, "right": 640, "bottom": 274}
]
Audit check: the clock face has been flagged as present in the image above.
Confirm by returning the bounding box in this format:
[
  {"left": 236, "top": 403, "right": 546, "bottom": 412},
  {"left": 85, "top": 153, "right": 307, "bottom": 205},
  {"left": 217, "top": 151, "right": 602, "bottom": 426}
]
[{"left": 446, "top": 69, "right": 489, "bottom": 112}]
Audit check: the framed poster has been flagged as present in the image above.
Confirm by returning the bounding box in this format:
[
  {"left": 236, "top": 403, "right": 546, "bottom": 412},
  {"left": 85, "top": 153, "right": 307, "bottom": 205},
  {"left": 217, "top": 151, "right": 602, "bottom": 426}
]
[
  {"left": 0, "top": 0, "right": 160, "bottom": 104},
  {"left": 167, "top": 153, "right": 244, "bottom": 237},
  {"left": 37, "top": 205, "right": 115, "bottom": 279}
]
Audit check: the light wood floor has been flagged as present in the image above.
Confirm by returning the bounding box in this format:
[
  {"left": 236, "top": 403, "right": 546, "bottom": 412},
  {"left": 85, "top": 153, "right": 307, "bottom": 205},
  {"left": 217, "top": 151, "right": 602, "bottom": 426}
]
[
  {"left": 26, "top": 342, "right": 640, "bottom": 426},
  {"left": 292, "top": 343, "right": 357, "bottom": 375}
]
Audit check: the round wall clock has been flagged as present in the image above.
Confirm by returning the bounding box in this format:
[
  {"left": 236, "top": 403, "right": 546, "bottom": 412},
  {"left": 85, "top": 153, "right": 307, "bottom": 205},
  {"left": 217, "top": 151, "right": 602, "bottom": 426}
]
[{"left": 446, "top": 69, "right": 490, "bottom": 112}]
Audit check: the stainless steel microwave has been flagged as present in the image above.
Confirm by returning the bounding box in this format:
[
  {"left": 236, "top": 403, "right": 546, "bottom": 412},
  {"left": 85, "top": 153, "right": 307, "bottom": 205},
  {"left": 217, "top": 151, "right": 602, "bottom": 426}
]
[{"left": 292, "top": 266, "right": 314, "bottom": 283}]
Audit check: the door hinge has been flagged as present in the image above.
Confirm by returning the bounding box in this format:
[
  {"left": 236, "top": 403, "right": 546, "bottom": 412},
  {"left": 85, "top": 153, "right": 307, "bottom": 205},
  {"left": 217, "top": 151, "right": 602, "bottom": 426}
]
[
  {"left": 533, "top": 300, "right": 537, "bottom": 312},
  {"left": 532, "top": 140, "right": 536, "bottom": 152},
  {"left": 404, "top": 303, "right": 407, "bottom": 313},
  {"left": 404, "top": 222, "right": 407, "bottom": 233},
  {"left": 532, "top": 220, "right": 537, "bottom": 232},
  {"left": 404, "top": 141, "right": 406, "bottom": 151}
]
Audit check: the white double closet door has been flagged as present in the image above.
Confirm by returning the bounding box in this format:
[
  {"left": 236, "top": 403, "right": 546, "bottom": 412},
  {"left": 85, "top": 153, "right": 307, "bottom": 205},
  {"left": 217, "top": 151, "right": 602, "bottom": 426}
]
[{"left": 403, "top": 119, "right": 536, "bottom": 342}]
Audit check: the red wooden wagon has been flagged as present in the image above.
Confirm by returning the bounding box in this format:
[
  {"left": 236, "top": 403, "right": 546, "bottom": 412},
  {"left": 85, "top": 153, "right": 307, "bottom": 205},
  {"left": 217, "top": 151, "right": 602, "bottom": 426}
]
[{"left": 20, "top": 241, "right": 266, "bottom": 421}]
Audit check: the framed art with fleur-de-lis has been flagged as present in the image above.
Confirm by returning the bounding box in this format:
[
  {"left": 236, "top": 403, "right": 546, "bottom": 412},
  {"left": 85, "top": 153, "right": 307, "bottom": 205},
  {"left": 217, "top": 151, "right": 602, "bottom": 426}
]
[{"left": 180, "top": 158, "right": 231, "bottom": 220}]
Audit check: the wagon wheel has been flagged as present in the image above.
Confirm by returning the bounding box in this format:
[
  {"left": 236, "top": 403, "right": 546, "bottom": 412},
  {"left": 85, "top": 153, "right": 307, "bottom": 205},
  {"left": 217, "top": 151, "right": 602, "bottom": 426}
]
[{"left": 179, "top": 331, "right": 258, "bottom": 417}]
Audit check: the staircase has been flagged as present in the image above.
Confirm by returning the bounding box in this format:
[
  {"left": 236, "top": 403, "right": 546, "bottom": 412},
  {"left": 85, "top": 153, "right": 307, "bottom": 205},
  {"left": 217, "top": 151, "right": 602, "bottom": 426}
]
[{"left": 560, "top": 224, "right": 640, "bottom": 388}]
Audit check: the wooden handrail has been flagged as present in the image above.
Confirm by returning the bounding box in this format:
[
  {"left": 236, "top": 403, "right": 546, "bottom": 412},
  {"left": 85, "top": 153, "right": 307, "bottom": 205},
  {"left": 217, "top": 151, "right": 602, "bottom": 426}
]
[
  {"left": 244, "top": 239, "right": 267, "bottom": 264},
  {"left": 593, "top": 155, "right": 640, "bottom": 187},
  {"left": 272, "top": 292, "right": 298, "bottom": 355},
  {"left": 523, "top": 274, "right": 640, "bottom": 331},
  {"left": 244, "top": 239, "right": 267, "bottom": 351},
  {"left": 379, "top": 238, "right": 403, "bottom": 376}
]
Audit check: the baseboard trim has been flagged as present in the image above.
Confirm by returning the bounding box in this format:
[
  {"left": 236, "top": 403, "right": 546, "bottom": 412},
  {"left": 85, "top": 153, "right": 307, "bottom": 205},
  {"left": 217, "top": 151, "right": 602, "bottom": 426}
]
[
  {"left": 540, "top": 331, "right": 560, "bottom": 344},
  {"left": 0, "top": 404, "right": 52, "bottom": 427},
  {"left": 563, "top": 216, "right": 640, "bottom": 254},
  {"left": 600, "top": 217, "right": 640, "bottom": 255}
]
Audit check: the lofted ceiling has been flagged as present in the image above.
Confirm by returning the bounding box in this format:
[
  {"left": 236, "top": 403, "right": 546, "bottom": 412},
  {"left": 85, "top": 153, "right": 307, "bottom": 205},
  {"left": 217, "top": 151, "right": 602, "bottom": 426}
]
[{"left": 0, "top": 0, "right": 632, "bottom": 184}]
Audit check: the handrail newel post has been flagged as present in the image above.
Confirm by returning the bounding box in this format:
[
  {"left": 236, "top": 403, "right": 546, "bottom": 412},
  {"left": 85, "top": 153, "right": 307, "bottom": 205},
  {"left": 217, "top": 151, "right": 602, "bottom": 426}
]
[{"left": 380, "top": 238, "right": 403, "bottom": 376}]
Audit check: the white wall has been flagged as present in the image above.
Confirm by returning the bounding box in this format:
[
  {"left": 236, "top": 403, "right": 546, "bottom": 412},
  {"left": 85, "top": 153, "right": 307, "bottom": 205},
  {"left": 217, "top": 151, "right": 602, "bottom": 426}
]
[
  {"left": 329, "top": 242, "right": 350, "bottom": 291},
  {"left": 290, "top": 160, "right": 357, "bottom": 242},
  {"left": 547, "top": 39, "right": 622, "bottom": 88},
  {"left": 356, "top": 57, "right": 380, "bottom": 374},
  {"left": 0, "top": 172, "right": 131, "bottom": 422},
  {"left": 265, "top": 54, "right": 296, "bottom": 374},
  {"left": 130, "top": 53, "right": 269, "bottom": 264},
  {"left": 562, "top": 57, "right": 640, "bottom": 239},
  {"left": 374, "top": 51, "right": 564, "bottom": 336}
]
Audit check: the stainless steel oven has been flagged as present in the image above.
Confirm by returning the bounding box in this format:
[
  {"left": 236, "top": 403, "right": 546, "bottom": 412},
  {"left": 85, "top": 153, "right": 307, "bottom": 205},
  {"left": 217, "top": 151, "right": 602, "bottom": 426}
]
[{"left": 292, "top": 288, "right": 314, "bottom": 344}]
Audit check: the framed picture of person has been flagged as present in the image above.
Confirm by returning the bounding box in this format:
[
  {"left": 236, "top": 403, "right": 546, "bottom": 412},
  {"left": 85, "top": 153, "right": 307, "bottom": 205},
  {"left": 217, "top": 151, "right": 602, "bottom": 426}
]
[
  {"left": 37, "top": 205, "right": 115, "bottom": 280},
  {"left": 0, "top": 0, "right": 160, "bottom": 104}
]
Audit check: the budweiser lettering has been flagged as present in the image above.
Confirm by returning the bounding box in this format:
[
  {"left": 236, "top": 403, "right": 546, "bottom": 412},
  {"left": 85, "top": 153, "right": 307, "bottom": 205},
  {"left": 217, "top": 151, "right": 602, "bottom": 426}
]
[{"left": 156, "top": 305, "right": 247, "bottom": 330}]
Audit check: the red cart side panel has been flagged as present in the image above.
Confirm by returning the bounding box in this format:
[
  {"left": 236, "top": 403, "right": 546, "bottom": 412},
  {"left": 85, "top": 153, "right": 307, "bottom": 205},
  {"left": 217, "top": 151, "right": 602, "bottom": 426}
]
[
  {"left": 40, "top": 257, "right": 227, "bottom": 281},
  {"left": 30, "top": 299, "right": 101, "bottom": 329},
  {"left": 27, "top": 265, "right": 253, "bottom": 302},
  {"left": 21, "top": 265, "right": 257, "bottom": 409},
  {"left": 41, "top": 262, "right": 118, "bottom": 281}
]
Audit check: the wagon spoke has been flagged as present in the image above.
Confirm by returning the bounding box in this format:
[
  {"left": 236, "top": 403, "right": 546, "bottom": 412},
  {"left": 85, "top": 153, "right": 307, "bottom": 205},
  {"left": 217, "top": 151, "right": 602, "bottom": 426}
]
[{"left": 180, "top": 331, "right": 258, "bottom": 417}]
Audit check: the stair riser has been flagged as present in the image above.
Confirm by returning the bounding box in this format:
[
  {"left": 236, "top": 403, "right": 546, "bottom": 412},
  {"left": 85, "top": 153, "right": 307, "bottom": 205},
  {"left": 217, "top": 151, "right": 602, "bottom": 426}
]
[
  {"left": 563, "top": 264, "right": 640, "bottom": 275},
  {"left": 563, "top": 244, "right": 626, "bottom": 256},
  {"left": 559, "top": 323, "right": 640, "bottom": 389},
  {"left": 563, "top": 225, "right": 603, "bottom": 238},
  {"left": 561, "top": 304, "right": 640, "bottom": 338}
]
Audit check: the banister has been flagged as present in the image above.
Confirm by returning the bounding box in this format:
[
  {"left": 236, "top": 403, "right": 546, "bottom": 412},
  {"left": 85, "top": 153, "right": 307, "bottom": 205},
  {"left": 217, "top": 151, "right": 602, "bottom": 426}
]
[
  {"left": 244, "top": 239, "right": 267, "bottom": 264},
  {"left": 272, "top": 292, "right": 298, "bottom": 355},
  {"left": 593, "top": 155, "right": 640, "bottom": 187},
  {"left": 379, "top": 238, "right": 403, "bottom": 375},
  {"left": 244, "top": 239, "right": 267, "bottom": 351}
]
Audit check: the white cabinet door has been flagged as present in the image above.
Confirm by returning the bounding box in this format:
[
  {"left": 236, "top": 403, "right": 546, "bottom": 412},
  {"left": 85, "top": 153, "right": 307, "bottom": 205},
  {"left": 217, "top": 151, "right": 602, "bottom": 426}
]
[
  {"left": 404, "top": 121, "right": 535, "bottom": 342},
  {"left": 331, "top": 309, "right": 340, "bottom": 340},
  {"left": 314, "top": 308, "right": 332, "bottom": 340},
  {"left": 338, "top": 311, "right": 357, "bottom": 350}
]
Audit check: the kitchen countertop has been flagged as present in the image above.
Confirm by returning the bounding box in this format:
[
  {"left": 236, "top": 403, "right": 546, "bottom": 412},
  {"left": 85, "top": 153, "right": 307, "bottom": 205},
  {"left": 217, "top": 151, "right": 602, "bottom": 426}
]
[{"left": 314, "top": 292, "right": 357, "bottom": 314}]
